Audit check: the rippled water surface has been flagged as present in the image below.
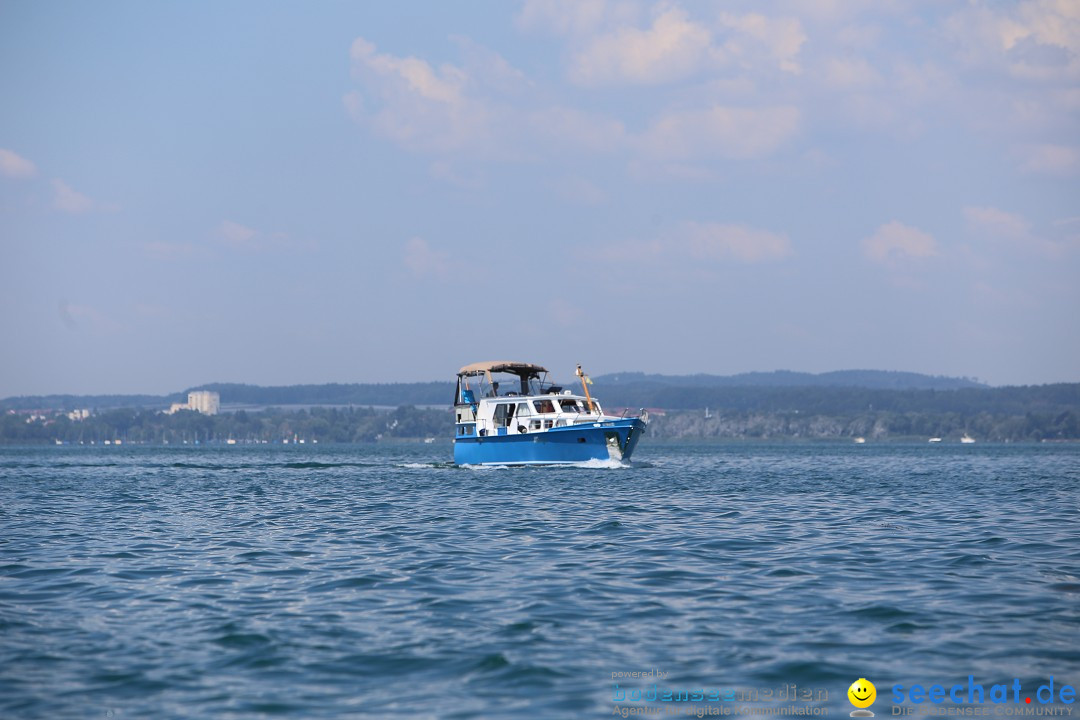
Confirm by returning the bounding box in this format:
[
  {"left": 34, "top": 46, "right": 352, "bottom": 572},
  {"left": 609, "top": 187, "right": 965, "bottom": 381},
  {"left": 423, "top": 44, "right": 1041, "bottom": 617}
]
[{"left": 1, "top": 442, "right": 1078, "bottom": 718}]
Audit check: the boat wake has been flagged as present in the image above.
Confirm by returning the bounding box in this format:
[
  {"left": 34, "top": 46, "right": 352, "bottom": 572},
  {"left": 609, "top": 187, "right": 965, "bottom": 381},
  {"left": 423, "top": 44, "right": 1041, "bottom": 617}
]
[
  {"left": 456, "top": 457, "right": 632, "bottom": 470},
  {"left": 571, "top": 457, "right": 631, "bottom": 470}
]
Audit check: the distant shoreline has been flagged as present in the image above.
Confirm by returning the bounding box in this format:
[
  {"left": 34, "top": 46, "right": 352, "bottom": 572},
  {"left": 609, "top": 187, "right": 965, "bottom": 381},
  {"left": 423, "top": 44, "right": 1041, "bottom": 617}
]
[
  {"left": 4, "top": 402, "right": 1078, "bottom": 445},
  {"left": 0, "top": 369, "right": 1001, "bottom": 412}
]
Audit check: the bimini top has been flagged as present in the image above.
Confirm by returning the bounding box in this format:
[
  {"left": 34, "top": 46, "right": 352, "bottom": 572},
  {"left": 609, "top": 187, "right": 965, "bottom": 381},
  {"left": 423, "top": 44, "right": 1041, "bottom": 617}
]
[{"left": 457, "top": 361, "right": 547, "bottom": 378}]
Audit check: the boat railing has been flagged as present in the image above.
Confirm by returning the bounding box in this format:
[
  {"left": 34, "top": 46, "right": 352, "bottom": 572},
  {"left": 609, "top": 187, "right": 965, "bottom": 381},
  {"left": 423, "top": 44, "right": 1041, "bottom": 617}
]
[{"left": 616, "top": 407, "right": 650, "bottom": 423}]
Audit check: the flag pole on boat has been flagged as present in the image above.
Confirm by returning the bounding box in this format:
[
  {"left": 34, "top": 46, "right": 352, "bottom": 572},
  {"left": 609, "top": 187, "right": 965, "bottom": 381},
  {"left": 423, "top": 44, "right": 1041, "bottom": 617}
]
[{"left": 576, "top": 364, "right": 595, "bottom": 413}]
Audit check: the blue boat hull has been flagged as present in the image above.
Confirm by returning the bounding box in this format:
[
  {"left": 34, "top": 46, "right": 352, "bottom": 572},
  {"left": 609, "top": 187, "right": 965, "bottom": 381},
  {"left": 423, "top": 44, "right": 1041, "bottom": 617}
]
[{"left": 453, "top": 418, "right": 646, "bottom": 466}]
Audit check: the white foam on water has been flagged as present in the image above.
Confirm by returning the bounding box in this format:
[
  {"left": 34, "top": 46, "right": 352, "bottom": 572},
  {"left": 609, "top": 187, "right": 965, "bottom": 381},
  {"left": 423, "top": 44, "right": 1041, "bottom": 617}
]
[
  {"left": 572, "top": 457, "right": 631, "bottom": 469},
  {"left": 457, "top": 458, "right": 631, "bottom": 470}
]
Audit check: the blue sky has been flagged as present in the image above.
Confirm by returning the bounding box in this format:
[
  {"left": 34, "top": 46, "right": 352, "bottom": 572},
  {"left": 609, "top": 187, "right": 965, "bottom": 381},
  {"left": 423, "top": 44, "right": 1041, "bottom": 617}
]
[{"left": 2, "top": 0, "right": 1078, "bottom": 396}]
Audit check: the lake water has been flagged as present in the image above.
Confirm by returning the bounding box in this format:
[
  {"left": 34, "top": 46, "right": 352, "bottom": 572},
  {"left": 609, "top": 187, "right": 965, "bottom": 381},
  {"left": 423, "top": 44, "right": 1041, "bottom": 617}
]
[{"left": 1, "top": 442, "right": 1078, "bottom": 719}]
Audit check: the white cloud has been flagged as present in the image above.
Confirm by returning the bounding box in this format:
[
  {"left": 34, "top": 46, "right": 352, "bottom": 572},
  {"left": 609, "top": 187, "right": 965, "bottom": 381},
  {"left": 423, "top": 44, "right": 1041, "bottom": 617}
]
[
  {"left": 564, "top": 6, "right": 807, "bottom": 85},
  {"left": 553, "top": 176, "right": 608, "bottom": 206},
  {"left": 716, "top": 12, "right": 807, "bottom": 74},
  {"left": 350, "top": 5, "right": 1080, "bottom": 170},
  {"left": 342, "top": 90, "right": 365, "bottom": 123},
  {"left": 51, "top": 179, "right": 93, "bottom": 213},
  {"left": 862, "top": 221, "right": 938, "bottom": 263},
  {"left": 347, "top": 35, "right": 507, "bottom": 156},
  {"left": 451, "top": 35, "right": 530, "bottom": 95},
  {"left": 403, "top": 237, "right": 455, "bottom": 279},
  {"left": 569, "top": 6, "right": 714, "bottom": 85},
  {"left": 0, "top": 148, "right": 37, "bottom": 178},
  {"left": 341, "top": 3, "right": 1076, "bottom": 184},
  {"left": 783, "top": 0, "right": 902, "bottom": 24},
  {"left": 219, "top": 220, "right": 258, "bottom": 247},
  {"left": 964, "top": 205, "right": 1066, "bottom": 257},
  {"left": 1015, "top": 143, "right": 1079, "bottom": 174},
  {"left": 638, "top": 105, "right": 800, "bottom": 160},
  {"left": 598, "top": 221, "right": 791, "bottom": 266},
  {"left": 821, "top": 56, "right": 881, "bottom": 88},
  {"left": 345, "top": 11, "right": 815, "bottom": 165},
  {"left": 964, "top": 206, "right": 1030, "bottom": 241},
  {"left": 58, "top": 300, "right": 123, "bottom": 334},
  {"left": 516, "top": 0, "right": 631, "bottom": 37},
  {"left": 216, "top": 220, "right": 305, "bottom": 253},
  {"left": 945, "top": 1, "right": 1080, "bottom": 80},
  {"left": 345, "top": 37, "right": 631, "bottom": 159},
  {"left": 351, "top": 38, "right": 464, "bottom": 104},
  {"left": 678, "top": 222, "right": 792, "bottom": 262}
]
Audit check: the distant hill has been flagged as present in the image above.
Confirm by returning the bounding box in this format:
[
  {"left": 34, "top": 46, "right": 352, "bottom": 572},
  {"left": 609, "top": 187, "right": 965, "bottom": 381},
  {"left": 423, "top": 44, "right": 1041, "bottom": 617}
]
[
  {"left": 0, "top": 392, "right": 187, "bottom": 412},
  {"left": 0, "top": 382, "right": 453, "bottom": 412},
  {"left": 193, "top": 382, "right": 453, "bottom": 408},
  {"left": 0, "top": 370, "right": 1012, "bottom": 414},
  {"left": 596, "top": 383, "right": 1079, "bottom": 416},
  {"left": 594, "top": 369, "right": 987, "bottom": 391}
]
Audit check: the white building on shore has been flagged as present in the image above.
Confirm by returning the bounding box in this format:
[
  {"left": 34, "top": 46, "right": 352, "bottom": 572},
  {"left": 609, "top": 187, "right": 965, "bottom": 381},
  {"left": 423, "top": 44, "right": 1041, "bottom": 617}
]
[{"left": 167, "top": 391, "right": 220, "bottom": 415}]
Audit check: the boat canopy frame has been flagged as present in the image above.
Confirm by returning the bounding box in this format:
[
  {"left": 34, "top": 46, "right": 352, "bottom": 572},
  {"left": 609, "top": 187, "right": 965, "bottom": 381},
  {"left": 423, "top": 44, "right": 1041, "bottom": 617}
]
[
  {"left": 455, "top": 361, "right": 552, "bottom": 404},
  {"left": 457, "top": 361, "right": 548, "bottom": 378}
]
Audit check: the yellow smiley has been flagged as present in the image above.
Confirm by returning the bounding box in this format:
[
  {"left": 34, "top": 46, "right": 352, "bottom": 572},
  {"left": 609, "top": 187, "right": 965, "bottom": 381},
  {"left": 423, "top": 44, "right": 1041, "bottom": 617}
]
[{"left": 848, "top": 678, "right": 876, "bottom": 708}]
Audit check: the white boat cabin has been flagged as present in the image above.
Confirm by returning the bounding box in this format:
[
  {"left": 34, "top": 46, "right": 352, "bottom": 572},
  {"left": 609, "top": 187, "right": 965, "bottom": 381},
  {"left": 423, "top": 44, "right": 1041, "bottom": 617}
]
[{"left": 454, "top": 361, "right": 607, "bottom": 438}]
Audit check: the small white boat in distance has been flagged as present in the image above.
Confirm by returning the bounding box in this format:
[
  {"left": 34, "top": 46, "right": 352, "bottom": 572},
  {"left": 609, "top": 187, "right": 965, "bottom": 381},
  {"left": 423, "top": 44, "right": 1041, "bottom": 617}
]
[
  {"left": 854, "top": 437, "right": 866, "bottom": 444},
  {"left": 961, "top": 434, "right": 976, "bottom": 444},
  {"left": 929, "top": 437, "right": 942, "bottom": 443}
]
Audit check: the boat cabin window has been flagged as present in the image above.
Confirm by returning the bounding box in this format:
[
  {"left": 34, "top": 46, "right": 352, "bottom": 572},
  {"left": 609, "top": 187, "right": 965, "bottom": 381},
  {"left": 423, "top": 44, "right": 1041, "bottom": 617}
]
[
  {"left": 533, "top": 399, "right": 556, "bottom": 414},
  {"left": 559, "top": 399, "right": 582, "bottom": 413},
  {"left": 493, "top": 402, "right": 516, "bottom": 427},
  {"left": 516, "top": 402, "right": 531, "bottom": 417}
]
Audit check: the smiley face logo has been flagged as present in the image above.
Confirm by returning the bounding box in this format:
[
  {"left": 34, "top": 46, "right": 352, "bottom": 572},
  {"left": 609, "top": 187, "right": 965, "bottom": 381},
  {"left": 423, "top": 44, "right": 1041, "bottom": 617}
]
[{"left": 848, "top": 678, "right": 876, "bottom": 715}]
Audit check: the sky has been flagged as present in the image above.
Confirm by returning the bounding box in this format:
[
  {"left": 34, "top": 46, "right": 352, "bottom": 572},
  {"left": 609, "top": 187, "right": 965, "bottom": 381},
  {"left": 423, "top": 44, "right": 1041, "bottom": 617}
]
[{"left": 1, "top": 0, "right": 1078, "bottom": 397}]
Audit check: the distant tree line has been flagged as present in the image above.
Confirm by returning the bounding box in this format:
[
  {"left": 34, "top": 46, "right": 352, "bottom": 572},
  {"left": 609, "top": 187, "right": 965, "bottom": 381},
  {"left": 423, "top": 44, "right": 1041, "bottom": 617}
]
[
  {"left": 646, "top": 408, "right": 1079, "bottom": 443},
  {"left": 3, "top": 379, "right": 1079, "bottom": 444},
  {"left": 594, "top": 369, "right": 987, "bottom": 390},
  {"left": 600, "top": 383, "right": 1080, "bottom": 417},
  {"left": 4, "top": 379, "right": 1076, "bottom": 418},
  {"left": 1, "top": 406, "right": 448, "bottom": 445},
  {"left": 195, "top": 382, "right": 454, "bottom": 407},
  {"left": 3, "top": 403, "right": 1078, "bottom": 445},
  {"left": 0, "top": 370, "right": 999, "bottom": 413}
]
